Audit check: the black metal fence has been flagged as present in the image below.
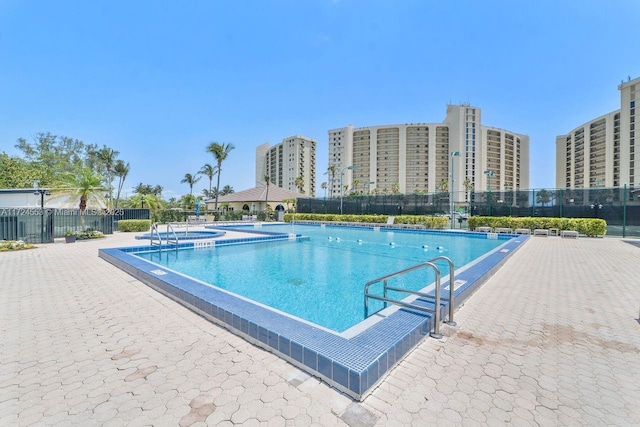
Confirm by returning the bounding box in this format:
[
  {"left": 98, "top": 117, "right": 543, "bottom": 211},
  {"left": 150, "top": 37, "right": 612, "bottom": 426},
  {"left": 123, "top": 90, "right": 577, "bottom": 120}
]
[
  {"left": 0, "top": 208, "right": 150, "bottom": 243},
  {"left": 296, "top": 186, "right": 640, "bottom": 238}
]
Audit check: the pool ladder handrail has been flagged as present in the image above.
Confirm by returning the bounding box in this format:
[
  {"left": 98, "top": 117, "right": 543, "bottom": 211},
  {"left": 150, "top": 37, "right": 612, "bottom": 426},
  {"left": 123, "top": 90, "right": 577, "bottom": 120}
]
[
  {"left": 167, "top": 222, "right": 179, "bottom": 250},
  {"left": 150, "top": 223, "right": 162, "bottom": 250},
  {"left": 363, "top": 256, "right": 456, "bottom": 338}
]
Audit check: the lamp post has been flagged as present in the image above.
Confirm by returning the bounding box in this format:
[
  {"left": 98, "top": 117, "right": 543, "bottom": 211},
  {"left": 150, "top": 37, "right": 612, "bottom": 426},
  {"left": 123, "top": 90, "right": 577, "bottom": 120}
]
[
  {"left": 484, "top": 170, "right": 494, "bottom": 216},
  {"left": 33, "top": 181, "right": 51, "bottom": 243},
  {"left": 340, "top": 165, "right": 357, "bottom": 214},
  {"left": 591, "top": 178, "right": 604, "bottom": 218},
  {"left": 365, "top": 181, "right": 375, "bottom": 194},
  {"left": 450, "top": 152, "right": 460, "bottom": 229}
]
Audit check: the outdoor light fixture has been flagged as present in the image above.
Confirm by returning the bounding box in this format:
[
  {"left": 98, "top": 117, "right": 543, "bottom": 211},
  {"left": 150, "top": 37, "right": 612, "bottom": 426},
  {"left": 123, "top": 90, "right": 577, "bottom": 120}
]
[
  {"left": 32, "top": 181, "right": 51, "bottom": 243},
  {"left": 365, "top": 181, "right": 375, "bottom": 194}
]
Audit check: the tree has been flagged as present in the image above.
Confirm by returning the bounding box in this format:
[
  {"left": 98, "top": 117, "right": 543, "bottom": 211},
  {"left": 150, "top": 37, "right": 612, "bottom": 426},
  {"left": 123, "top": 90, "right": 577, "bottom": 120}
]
[
  {"left": 54, "top": 167, "right": 105, "bottom": 229},
  {"left": 294, "top": 176, "right": 305, "bottom": 194},
  {"left": 202, "top": 188, "right": 218, "bottom": 199},
  {"left": 124, "top": 193, "right": 162, "bottom": 210},
  {"left": 179, "top": 194, "right": 197, "bottom": 209},
  {"left": 93, "top": 145, "right": 119, "bottom": 208},
  {"left": 391, "top": 183, "right": 400, "bottom": 195},
  {"left": 114, "top": 160, "right": 130, "bottom": 208},
  {"left": 206, "top": 142, "right": 235, "bottom": 210},
  {"left": 321, "top": 182, "right": 327, "bottom": 199},
  {"left": 324, "top": 166, "right": 336, "bottom": 198},
  {"left": 134, "top": 183, "right": 162, "bottom": 196},
  {"left": 181, "top": 173, "right": 201, "bottom": 195},
  {"left": 352, "top": 180, "right": 360, "bottom": 194},
  {"left": 264, "top": 174, "right": 270, "bottom": 210},
  {"left": 438, "top": 179, "right": 449, "bottom": 193},
  {"left": 282, "top": 198, "right": 296, "bottom": 212},
  {"left": 220, "top": 185, "right": 234, "bottom": 195},
  {"left": 198, "top": 163, "right": 218, "bottom": 195},
  {"left": 0, "top": 152, "right": 48, "bottom": 188},
  {"left": 15, "top": 132, "right": 87, "bottom": 176},
  {"left": 463, "top": 177, "right": 474, "bottom": 208},
  {"left": 535, "top": 189, "right": 553, "bottom": 207}
]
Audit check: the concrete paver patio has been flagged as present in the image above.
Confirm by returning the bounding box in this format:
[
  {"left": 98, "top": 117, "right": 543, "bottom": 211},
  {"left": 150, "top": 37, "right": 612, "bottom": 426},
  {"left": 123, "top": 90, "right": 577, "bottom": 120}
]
[{"left": 1, "top": 231, "right": 639, "bottom": 426}]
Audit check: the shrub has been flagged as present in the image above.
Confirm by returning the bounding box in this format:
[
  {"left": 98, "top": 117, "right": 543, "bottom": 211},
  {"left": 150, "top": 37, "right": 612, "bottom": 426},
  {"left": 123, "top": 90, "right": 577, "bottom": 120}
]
[
  {"left": 0, "top": 240, "right": 35, "bottom": 251},
  {"left": 118, "top": 220, "right": 152, "bottom": 232},
  {"left": 284, "top": 213, "right": 449, "bottom": 229},
  {"left": 74, "top": 230, "right": 105, "bottom": 240},
  {"left": 467, "top": 216, "right": 607, "bottom": 236}
]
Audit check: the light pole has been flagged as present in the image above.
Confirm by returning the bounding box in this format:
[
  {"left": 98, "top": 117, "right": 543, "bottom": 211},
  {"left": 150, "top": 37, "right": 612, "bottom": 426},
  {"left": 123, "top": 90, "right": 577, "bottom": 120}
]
[
  {"left": 365, "top": 181, "right": 375, "bottom": 194},
  {"left": 591, "top": 178, "right": 604, "bottom": 218},
  {"left": 340, "top": 165, "right": 357, "bottom": 214},
  {"left": 484, "top": 170, "right": 494, "bottom": 216},
  {"left": 33, "top": 181, "right": 50, "bottom": 243},
  {"left": 450, "top": 151, "right": 460, "bottom": 229}
]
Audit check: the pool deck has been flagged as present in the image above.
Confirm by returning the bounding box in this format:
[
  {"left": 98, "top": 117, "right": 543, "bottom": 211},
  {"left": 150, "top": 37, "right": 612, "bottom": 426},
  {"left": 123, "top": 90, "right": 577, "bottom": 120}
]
[{"left": 2, "top": 229, "right": 640, "bottom": 425}]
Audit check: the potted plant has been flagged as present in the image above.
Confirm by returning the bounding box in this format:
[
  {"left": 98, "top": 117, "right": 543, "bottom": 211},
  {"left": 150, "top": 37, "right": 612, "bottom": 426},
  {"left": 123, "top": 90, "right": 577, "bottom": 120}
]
[{"left": 64, "top": 231, "right": 76, "bottom": 243}]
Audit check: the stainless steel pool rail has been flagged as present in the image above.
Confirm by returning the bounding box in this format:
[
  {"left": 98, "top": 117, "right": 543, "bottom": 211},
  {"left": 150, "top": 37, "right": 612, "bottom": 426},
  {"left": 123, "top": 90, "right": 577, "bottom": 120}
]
[
  {"left": 166, "top": 223, "right": 179, "bottom": 249},
  {"left": 363, "top": 256, "right": 456, "bottom": 338},
  {"left": 150, "top": 223, "right": 162, "bottom": 250}
]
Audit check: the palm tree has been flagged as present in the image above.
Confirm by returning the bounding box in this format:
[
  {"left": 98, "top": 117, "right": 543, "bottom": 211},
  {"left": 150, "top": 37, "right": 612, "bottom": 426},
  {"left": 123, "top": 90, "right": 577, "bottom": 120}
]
[
  {"left": 352, "top": 179, "right": 360, "bottom": 195},
  {"left": 462, "top": 177, "right": 474, "bottom": 211},
  {"left": 294, "top": 176, "right": 305, "bottom": 194},
  {"left": 535, "top": 189, "right": 552, "bottom": 207},
  {"left": 438, "top": 179, "right": 449, "bottom": 193},
  {"left": 264, "top": 174, "right": 270, "bottom": 210},
  {"left": 220, "top": 185, "right": 234, "bottom": 195},
  {"left": 321, "top": 182, "right": 327, "bottom": 200},
  {"left": 95, "top": 146, "right": 119, "bottom": 208},
  {"left": 114, "top": 160, "right": 130, "bottom": 208},
  {"left": 206, "top": 142, "right": 235, "bottom": 210},
  {"left": 325, "top": 166, "right": 336, "bottom": 198},
  {"left": 56, "top": 167, "right": 105, "bottom": 229},
  {"left": 198, "top": 163, "right": 218, "bottom": 196},
  {"left": 181, "top": 173, "right": 201, "bottom": 195},
  {"left": 125, "top": 194, "right": 161, "bottom": 210}
]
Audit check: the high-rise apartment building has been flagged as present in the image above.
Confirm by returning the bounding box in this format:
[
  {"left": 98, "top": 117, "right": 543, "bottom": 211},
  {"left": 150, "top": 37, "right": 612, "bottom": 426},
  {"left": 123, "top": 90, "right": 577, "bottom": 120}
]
[
  {"left": 556, "top": 76, "right": 639, "bottom": 188},
  {"left": 328, "top": 104, "right": 529, "bottom": 201},
  {"left": 255, "top": 136, "right": 316, "bottom": 196}
]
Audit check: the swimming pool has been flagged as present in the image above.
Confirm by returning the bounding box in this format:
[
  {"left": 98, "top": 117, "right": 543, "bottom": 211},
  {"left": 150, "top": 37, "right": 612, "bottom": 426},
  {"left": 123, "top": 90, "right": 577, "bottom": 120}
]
[
  {"left": 100, "top": 224, "right": 528, "bottom": 400},
  {"left": 135, "top": 225, "right": 505, "bottom": 332}
]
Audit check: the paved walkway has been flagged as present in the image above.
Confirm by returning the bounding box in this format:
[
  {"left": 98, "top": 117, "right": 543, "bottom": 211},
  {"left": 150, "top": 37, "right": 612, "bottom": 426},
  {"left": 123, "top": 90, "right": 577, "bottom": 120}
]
[{"left": 1, "top": 231, "right": 639, "bottom": 426}]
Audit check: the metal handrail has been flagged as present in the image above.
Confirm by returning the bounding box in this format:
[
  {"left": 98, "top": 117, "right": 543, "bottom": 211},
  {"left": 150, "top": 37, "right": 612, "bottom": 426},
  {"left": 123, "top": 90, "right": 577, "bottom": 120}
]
[
  {"left": 167, "top": 222, "right": 179, "bottom": 249},
  {"left": 150, "top": 223, "right": 162, "bottom": 250},
  {"left": 364, "top": 261, "right": 443, "bottom": 338},
  {"left": 427, "top": 256, "right": 456, "bottom": 326}
]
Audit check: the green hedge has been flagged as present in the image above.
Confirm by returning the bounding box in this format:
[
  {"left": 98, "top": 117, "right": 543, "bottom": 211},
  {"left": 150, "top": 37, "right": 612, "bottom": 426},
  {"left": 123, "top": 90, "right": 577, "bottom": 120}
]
[
  {"left": 467, "top": 216, "right": 607, "bottom": 236},
  {"left": 75, "top": 230, "right": 105, "bottom": 240},
  {"left": 118, "top": 219, "right": 152, "bottom": 232},
  {"left": 284, "top": 213, "right": 449, "bottom": 229}
]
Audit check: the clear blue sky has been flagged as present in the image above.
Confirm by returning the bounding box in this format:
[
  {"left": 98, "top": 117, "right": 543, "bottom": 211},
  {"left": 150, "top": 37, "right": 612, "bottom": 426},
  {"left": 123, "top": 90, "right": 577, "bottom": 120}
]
[{"left": 1, "top": 0, "right": 639, "bottom": 199}]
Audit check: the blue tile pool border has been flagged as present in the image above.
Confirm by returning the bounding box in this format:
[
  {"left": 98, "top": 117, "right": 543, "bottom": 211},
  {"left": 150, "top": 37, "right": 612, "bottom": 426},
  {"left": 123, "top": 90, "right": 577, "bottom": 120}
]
[
  {"left": 135, "top": 230, "right": 226, "bottom": 240},
  {"left": 99, "top": 226, "right": 529, "bottom": 400}
]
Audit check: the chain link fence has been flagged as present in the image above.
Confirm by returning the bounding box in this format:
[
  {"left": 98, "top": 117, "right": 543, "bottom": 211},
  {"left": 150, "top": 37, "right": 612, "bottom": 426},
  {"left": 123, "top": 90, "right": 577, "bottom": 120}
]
[{"left": 296, "top": 186, "right": 640, "bottom": 238}]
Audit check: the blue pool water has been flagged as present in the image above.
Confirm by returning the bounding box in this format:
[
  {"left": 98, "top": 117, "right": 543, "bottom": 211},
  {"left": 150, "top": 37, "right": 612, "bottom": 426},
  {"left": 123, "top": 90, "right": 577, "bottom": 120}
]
[{"left": 135, "top": 225, "right": 508, "bottom": 332}]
